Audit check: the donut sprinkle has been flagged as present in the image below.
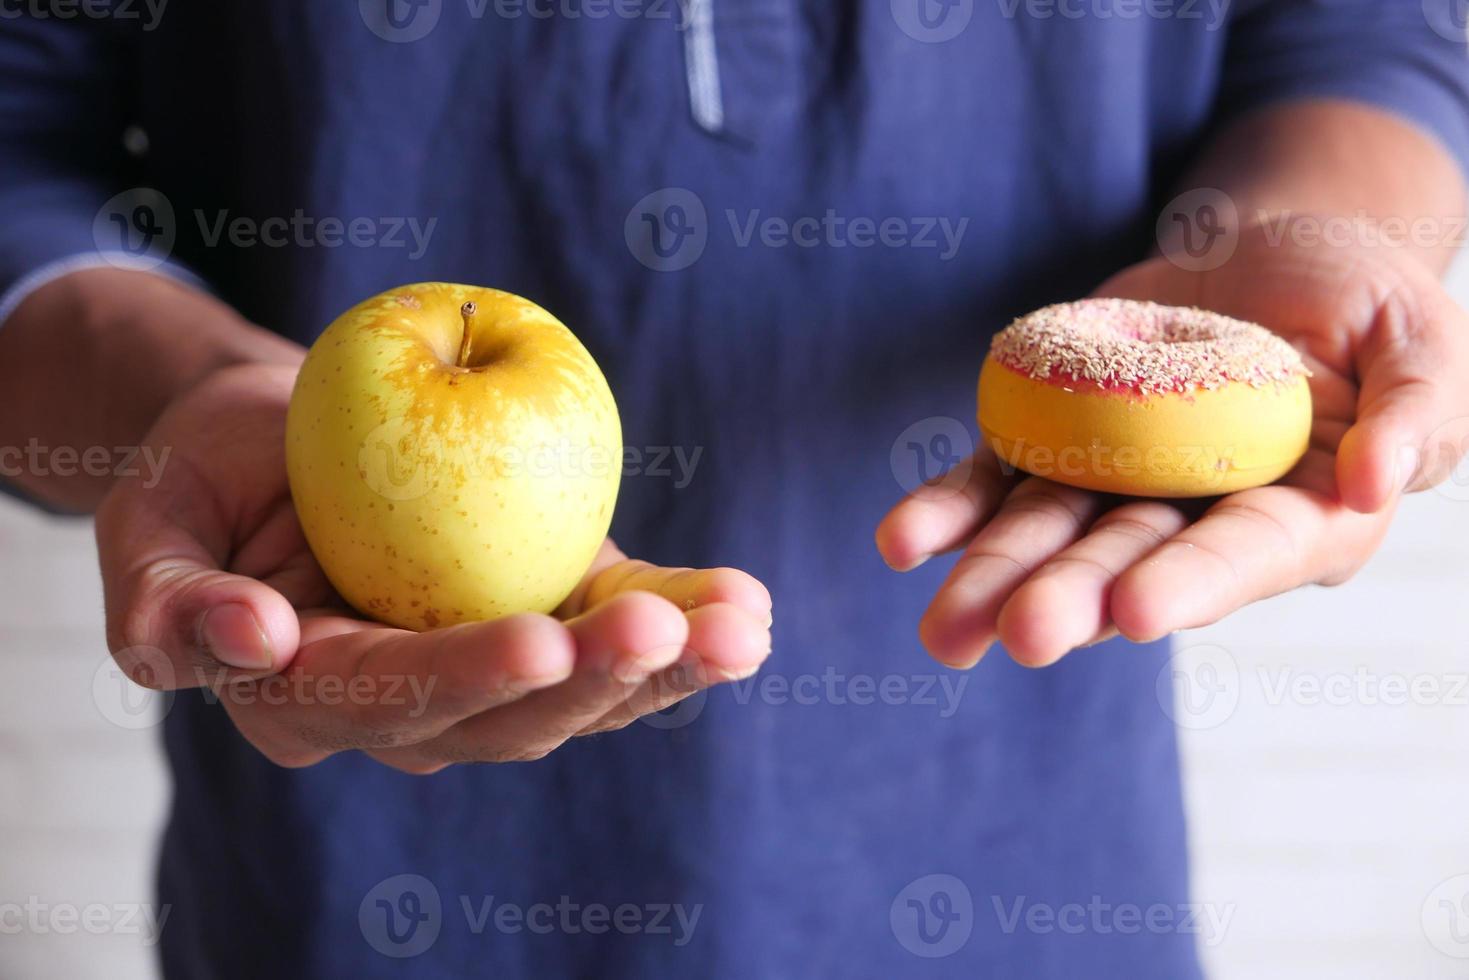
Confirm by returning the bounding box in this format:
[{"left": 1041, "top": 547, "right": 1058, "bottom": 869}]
[{"left": 989, "top": 299, "right": 1310, "bottom": 395}]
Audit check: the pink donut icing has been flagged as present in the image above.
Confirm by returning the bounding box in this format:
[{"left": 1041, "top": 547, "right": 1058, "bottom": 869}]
[{"left": 988, "top": 299, "right": 1310, "bottom": 395}]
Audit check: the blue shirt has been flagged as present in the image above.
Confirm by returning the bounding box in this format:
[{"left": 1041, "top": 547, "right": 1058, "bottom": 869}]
[{"left": 3, "top": 3, "right": 1467, "bottom": 977}]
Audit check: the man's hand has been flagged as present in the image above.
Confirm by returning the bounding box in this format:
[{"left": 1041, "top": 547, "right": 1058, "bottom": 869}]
[
  {"left": 876, "top": 227, "right": 1469, "bottom": 668},
  {"left": 96, "top": 362, "right": 772, "bottom": 772}
]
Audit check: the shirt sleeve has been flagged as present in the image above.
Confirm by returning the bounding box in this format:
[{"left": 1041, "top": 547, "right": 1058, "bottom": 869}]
[
  {"left": 1219, "top": 0, "right": 1469, "bottom": 176},
  {"left": 0, "top": 11, "right": 202, "bottom": 327}
]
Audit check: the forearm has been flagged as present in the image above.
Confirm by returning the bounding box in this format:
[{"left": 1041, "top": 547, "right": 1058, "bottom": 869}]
[
  {"left": 1164, "top": 99, "right": 1468, "bottom": 275},
  {"left": 0, "top": 268, "right": 303, "bottom": 512}
]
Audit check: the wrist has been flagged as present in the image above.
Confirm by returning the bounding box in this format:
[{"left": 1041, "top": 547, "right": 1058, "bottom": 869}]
[
  {"left": 1165, "top": 100, "right": 1466, "bottom": 276},
  {"left": 0, "top": 267, "right": 303, "bottom": 511},
  {"left": 62, "top": 265, "right": 303, "bottom": 373}
]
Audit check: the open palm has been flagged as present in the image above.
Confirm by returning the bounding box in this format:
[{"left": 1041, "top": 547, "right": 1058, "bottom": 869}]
[
  {"left": 877, "top": 227, "right": 1469, "bottom": 667},
  {"left": 97, "top": 362, "right": 771, "bottom": 772}
]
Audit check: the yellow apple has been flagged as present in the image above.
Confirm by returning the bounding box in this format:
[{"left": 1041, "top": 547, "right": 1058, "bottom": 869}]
[{"left": 285, "top": 283, "right": 622, "bottom": 630}]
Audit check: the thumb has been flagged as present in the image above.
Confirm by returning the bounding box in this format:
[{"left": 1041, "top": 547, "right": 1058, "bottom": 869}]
[
  {"left": 1337, "top": 276, "right": 1469, "bottom": 513},
  {"left": 96, "top": 468, "right": 300, "bottom": 690}
]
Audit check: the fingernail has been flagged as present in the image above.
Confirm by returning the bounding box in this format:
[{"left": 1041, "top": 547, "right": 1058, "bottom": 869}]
[
  {"left": 505, "top": 672, "right": 567, "bottom": 696},
  {"left": 886, "top": 553, "right": 931, "bottom": 572},
  {"left": 717, "top": 661, "right": 764, "bottom": 682},
  {"left": 947, "top": 644, "right": 991, "bottom": 671},
  {"left": 611, "top": 647, "right": 679, "bottom": 685},
  {"left": 198, "top": 604, "right": 273, "bottom": 671},
  {"left": 1398, "top": 444, "right": 1421, "bottom": 492}
]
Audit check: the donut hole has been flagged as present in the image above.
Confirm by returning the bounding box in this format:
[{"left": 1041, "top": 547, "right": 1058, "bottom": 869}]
[{"left": 1084, "top": 304, "right": 1222, "bottom": 345}]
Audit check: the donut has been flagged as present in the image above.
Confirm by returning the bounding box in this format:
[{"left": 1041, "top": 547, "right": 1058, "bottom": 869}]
[{"left": 977, "top": 299, "right": 1312, "bottom": 497}]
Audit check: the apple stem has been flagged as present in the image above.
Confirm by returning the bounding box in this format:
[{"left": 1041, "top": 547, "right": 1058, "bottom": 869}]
[{"left": 455, "top": 301, "right": 477, "bottom": 369}]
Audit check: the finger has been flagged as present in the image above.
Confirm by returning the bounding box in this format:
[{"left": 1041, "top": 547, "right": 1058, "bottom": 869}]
[
  {"left": 875, "top": 447, "right": 1012, "bottom": 572},
  {"left": 228, "top": 495, "right": 336, "bottom": 608},
  {"left": 582, "top": 654, "right": 705, "bottom": 734},
  {"left": 553, "top": 538, "right": 630, "bottom": 616},
  {"left": 919, "top": 479, "right": 1105, "bottom": 668},
  {"left": 672, "top": 601, "right": 772, "bottom": 680},
  {"left": 579, "top": 602, "right": 772, "bottom": 734},
  {"left": 582, "top": 560, "right": 772, "bottom": 622},
  {"left": 1299, "top": 355, "right": 1359, "bottom": 427},
  {"left": 378, "top": 591, "right": 691, "bottom": 767},
  {"left": 95, "top": 469, "right": 300, "bottom": 689},
  {"left": 1337, "top": 270, "right": 1469, "bottom": 511},
  {"left": 222, "top": 610, "right": 579, "bottom": 768},
  {"left": 996, "top": 501, "right": 1190, "bottom": 667},
  {"left": 1110, "top": 481, "right": 1392, "bottom": 642}
]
